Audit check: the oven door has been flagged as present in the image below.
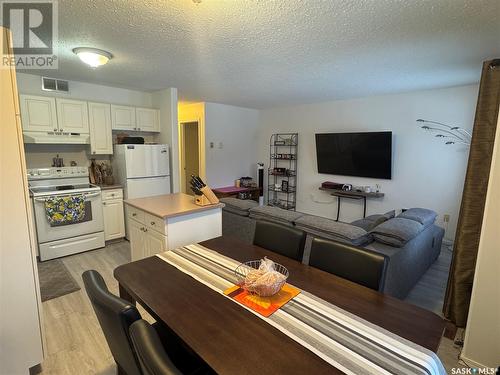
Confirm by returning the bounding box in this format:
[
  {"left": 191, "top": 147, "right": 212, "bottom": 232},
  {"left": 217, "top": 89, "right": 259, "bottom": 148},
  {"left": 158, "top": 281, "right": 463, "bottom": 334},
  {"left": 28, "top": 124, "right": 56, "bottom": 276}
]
[{"left": 33, "top": 191, "right": 104, "bottom": 244}]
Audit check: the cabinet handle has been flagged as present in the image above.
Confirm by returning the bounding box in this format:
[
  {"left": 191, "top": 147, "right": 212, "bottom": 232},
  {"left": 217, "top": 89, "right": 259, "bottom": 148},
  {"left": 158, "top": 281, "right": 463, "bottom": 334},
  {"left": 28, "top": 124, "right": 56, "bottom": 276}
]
[
  {"left": 102, "top": 202, "right": 106, "bottom": 206},
  {"left": 150, "top": 221, "right": 155, "bottom": 225},
  {"left": 53, "top": 128, "right": 57, "bottom": 131},
  {"left": 132, "top": 213, "right": 137, "bottom": 216}
]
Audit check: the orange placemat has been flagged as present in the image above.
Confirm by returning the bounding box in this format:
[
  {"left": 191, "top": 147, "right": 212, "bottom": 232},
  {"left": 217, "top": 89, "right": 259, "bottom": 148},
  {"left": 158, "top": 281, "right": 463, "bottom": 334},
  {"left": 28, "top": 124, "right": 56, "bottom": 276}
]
[{"left": 223, "top": 284, "right": 300, "bottom": 317}]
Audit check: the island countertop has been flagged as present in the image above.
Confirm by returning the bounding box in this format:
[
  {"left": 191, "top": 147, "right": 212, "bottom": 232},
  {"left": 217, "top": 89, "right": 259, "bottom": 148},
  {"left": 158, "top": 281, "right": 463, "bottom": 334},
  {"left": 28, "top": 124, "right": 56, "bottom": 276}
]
[{"left": 124, "top": 193, "right": 224, "bottom": 219}]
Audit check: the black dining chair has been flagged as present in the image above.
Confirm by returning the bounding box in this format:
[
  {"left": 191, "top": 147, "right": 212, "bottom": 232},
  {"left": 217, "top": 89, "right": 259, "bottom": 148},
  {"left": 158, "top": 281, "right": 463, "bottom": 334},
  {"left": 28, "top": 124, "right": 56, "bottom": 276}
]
[
  {"left": 82, "top": 270, "right": 143, "bottom": 375},
  {"left": 253, "top": 220, "right": 307, "bottom": 261},
  {"left": 130, "top": 319, "right": 183, "bottom": 375},
  {"left": 309, "top": 238, "right": 388, "bottom": 291},
  {"left": 82, "top": 270, "right": 209, "bottom": 375}
]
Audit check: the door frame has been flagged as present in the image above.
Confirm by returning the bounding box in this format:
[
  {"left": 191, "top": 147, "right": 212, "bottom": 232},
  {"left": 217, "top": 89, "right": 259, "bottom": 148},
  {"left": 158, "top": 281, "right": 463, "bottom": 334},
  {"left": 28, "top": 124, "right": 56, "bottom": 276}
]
[{"left": 178, "top": 118, "right": 206, "bottom": 194}]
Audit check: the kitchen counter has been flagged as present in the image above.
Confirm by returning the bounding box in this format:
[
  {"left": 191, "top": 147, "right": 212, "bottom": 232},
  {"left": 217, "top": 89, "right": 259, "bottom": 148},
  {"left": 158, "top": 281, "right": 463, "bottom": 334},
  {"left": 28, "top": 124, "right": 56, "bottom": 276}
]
[
  {"left": 125, "top": 193, "right": 224, "bottom": 219},
  {"left": 124, "top": 193, "right": 224, "bottom": 261},
  {"left": 98, "top": 184, "right": 123, "bottom": 191}
]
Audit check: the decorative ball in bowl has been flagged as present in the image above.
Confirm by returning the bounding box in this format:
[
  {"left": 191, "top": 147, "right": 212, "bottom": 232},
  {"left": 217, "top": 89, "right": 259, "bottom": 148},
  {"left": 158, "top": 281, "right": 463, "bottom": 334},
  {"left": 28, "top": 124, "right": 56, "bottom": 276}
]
[{"left": 235, "top": 258, "right": 289, "bottom": 297}]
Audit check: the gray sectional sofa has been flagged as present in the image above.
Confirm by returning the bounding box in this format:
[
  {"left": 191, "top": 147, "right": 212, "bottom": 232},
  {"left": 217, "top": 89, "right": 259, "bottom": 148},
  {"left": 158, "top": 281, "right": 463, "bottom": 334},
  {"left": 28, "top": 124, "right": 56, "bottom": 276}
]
[{"left": 219, "top": 197, "right": 444, "bottom": 299}]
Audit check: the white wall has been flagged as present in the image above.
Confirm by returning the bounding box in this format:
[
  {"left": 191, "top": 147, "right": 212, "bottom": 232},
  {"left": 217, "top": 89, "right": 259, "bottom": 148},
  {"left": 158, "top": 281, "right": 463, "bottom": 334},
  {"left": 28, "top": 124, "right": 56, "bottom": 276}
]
[
  {"left": 461, "top": 108, "right": 500, "bottom": 369},
  {"left": 204, "top": 102, "right": 260, "bottom": 187},
  {"left": 258, "top": 84, "right": 478, "bottom": 240},
  {"left": 16, "top": 72, "right": 154, "bottom": 106},
  {"left": 153, "top": 88, "right": 180, "bottom": 192}
]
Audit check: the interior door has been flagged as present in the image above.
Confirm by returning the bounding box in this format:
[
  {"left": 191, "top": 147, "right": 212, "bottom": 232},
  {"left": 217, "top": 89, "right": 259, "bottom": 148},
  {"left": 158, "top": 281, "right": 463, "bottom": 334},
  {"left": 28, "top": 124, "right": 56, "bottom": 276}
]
[
  {"left": 56, "top": 99, "right": 89, "bottom": 133},
  {"left": 129, "top": 219, "right": 145, "bottom": 261},
  {"left": 181, "top": 121, "right": 200, "bottom": 194},
  {"left": 20, "top": 95, "right": 58, "bottom": 132},
  {"left": 88, "top": 102, "right": 112, "bottom": 155}
]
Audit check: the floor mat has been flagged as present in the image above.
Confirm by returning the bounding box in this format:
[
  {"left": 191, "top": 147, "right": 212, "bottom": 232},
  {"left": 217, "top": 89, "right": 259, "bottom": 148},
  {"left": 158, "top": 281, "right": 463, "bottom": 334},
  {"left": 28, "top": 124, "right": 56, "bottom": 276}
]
[{"left": 38, "top": 259, "right": 81, "bottom": 302}]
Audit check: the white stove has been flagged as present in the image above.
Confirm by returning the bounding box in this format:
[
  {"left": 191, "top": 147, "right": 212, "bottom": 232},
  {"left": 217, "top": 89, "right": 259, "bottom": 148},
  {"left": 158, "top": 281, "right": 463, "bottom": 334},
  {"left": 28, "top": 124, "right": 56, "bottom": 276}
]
[{"left": 28, "top": 167, "right": 105, "bottom": 261}]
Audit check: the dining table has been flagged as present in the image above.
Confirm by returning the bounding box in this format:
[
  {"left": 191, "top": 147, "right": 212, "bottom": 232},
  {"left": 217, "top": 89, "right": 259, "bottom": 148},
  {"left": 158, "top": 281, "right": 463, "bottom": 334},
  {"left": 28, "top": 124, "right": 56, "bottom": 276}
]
[{"left": 114, "top": 236, "right": 445, "bottom": 375}]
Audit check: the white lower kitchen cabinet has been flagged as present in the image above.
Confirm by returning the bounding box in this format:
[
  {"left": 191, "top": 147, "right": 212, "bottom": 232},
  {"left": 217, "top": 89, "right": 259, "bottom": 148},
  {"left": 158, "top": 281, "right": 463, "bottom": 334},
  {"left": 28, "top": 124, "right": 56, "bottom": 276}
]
[
  {"left": 128, "top": 215, "right": 168, "bottom": 261},
  {"left": 102, "top": 189, "right": 125, "bottom": 241},
  {"left": 125, "top": 193, "right": 223, "bottom": 261}
]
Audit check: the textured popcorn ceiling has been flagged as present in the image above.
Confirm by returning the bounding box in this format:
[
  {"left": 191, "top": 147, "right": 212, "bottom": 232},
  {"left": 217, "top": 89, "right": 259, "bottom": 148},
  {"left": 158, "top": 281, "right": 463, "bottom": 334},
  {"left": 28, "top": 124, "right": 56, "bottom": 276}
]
[{"left": 23, "top": 0, "right": 500, "bottom": 108}]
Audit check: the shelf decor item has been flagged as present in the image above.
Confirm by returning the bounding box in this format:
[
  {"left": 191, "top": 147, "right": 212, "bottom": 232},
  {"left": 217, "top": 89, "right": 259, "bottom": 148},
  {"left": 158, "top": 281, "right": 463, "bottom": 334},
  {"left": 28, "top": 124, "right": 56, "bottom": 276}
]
[{"left": 268, "top": 133, "right": 298, "bottom": 210}]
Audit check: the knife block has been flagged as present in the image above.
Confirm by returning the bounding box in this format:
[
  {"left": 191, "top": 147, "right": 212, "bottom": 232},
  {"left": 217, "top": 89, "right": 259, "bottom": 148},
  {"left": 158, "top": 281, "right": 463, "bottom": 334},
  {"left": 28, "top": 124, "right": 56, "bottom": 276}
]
[
  {"left": 194, "top": 195, "right": 213, "bottom": 206},
  {"left": 200, "top": 186, "right": 220, "bottom": 204}
]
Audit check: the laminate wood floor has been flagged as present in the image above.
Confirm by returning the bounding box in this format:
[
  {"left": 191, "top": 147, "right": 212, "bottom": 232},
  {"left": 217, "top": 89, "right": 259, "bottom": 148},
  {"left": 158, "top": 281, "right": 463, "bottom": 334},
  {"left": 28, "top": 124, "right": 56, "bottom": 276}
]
[
  {"left": 35, "top": 240, "right": 462, "bottom": 375},
  {"left": 405, "top": 246, "right": 453, "bottom": 315},
  {"left": 35, "top": 241, "right": 153, "bottom": 375}
]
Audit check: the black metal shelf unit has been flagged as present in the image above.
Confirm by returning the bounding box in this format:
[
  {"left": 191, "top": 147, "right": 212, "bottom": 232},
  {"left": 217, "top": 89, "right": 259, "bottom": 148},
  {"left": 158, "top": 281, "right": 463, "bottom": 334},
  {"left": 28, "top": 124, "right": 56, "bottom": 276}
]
[{"left": 268, "top": 133, "right": 298, "bottom": 210}]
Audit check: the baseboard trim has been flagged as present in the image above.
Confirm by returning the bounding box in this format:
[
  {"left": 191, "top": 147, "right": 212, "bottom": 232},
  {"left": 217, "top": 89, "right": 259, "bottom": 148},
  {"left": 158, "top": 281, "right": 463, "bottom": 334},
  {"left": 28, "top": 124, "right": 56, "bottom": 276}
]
[
  {"left": 459, "top": 353, "right": 490, "bottom": 370},
  {"left": 442, "top": 238, "right": 454, "bottom": 247}
]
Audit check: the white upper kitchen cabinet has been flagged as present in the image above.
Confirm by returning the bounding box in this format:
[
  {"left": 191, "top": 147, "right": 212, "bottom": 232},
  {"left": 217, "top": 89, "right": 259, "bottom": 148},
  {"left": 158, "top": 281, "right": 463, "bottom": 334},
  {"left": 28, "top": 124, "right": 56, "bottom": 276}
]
[
  {"left": 88, "top": 102, "right": 113, "bottom": 154},
  {"left": 136, "top": 108, "right": 160, "bottom": 132},
  {"left": 20, "top": 95, "right": 58, "bottom": 132},
  {"left": 111, "top": 104, "right": 136, "bottom": 131},
  {"left": 56, "top": 98, "right": 89, "bottom": 133}
]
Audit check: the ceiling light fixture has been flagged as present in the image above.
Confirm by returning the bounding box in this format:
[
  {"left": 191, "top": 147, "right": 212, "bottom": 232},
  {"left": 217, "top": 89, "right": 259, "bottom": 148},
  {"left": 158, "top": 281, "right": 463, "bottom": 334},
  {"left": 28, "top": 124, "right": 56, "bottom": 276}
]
[{"left": 73, "top": 47, "right": 113, "bottom": 68}]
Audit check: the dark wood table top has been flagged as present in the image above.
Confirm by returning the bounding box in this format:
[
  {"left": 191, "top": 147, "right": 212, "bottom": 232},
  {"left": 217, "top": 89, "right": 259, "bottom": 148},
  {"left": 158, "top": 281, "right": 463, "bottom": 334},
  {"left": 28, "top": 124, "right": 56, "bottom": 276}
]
[{"left": 114, "top": 236, "right": 445, "bottom": 375}]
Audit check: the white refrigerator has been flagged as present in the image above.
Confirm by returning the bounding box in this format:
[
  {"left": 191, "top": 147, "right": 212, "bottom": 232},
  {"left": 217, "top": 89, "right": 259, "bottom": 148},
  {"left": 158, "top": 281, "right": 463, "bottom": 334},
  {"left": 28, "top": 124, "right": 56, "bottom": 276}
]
[{"left": 113, "top": 144, "right": 171, "bottom": 199}]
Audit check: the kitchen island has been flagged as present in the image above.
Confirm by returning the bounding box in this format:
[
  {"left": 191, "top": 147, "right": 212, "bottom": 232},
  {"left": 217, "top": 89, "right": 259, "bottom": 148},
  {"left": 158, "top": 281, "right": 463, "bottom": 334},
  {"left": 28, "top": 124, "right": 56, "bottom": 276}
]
[{"left": 125, "top": 193, "right": 224, "bottom": 261}]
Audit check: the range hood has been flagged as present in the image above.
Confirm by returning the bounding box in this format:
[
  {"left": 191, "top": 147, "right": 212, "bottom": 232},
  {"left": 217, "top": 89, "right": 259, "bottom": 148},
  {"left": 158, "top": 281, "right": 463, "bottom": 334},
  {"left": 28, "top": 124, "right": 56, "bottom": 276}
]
[{"left": 23, "top": 132, "right": 90, "bottom": 145}]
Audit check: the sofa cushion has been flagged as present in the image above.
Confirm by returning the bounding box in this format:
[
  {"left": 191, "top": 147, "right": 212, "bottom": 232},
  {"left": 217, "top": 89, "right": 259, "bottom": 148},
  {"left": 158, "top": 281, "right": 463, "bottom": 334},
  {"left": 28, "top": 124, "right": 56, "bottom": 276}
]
[
  {"left": 295, "top": 215, "right": 371, "bottom": 246},
  {"left": 383, "top": 210, "right": 396, "bottom": 219},
  {"left": 249, "top": 205, "right": 304, "bottom": 225},
  {"left": 351, "top": 214, "right": 388, "bottom": 231},
  {"left": 220, "top": 197, "right": 258, "bottom": 217},
  {"left": 398, "top": 208, "right": 437, "bottom": 227},
  {"left": 370, "top": 217, "right": 424, "bottom": 247}
]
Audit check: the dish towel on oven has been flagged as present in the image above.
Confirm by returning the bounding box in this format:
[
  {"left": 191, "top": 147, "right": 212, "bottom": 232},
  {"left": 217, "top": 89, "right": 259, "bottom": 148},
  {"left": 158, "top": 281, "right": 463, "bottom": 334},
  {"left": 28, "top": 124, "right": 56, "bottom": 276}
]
[
  {"left": 156, "top": 244, "right": 446, "bottom": 375},
  {"left": 44, "top": 195, "right": 86, "bottom": 226}
]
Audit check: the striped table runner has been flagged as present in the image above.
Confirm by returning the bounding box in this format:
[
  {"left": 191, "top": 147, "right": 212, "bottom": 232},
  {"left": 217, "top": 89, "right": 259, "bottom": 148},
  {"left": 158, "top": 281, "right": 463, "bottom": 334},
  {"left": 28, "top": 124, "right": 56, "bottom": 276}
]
[{"left": 156, "top": 244, "right": 446, "bottom": 375}]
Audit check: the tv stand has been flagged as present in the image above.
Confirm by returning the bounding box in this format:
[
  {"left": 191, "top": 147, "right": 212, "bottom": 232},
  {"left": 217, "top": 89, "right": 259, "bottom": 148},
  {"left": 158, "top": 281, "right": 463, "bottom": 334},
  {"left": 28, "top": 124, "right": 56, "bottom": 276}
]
[{"left": 319, "top": 187, "right": 385, "bottom": 221}]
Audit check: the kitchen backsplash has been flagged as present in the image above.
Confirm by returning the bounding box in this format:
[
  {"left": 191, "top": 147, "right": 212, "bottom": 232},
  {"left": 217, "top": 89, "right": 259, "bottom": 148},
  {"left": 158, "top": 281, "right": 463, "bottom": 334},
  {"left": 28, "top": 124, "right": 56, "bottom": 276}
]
[
  {"left": 24, "top": 144, "right": 108, "bottom": 168},
  {"left": 24, "top": 134, "right": 159, "bottom": 169}
]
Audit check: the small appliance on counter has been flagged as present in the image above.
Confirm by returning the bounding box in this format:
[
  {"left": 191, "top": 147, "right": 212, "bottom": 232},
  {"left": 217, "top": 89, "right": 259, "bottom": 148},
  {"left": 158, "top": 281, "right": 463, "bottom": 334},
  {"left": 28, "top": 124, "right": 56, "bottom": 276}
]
[{"left": 28, "top": 167, "right": 104, "bottom": 261}]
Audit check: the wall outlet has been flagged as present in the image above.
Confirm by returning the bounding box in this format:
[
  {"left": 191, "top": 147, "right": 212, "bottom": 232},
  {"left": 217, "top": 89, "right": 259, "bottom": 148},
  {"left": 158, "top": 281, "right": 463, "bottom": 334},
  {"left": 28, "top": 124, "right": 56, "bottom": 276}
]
[
  {"left": 443, "top": 214, "right": 450, "bottom": 223},
  {"left": 209, "top": 142, "right": 214, "bottom": 149}
]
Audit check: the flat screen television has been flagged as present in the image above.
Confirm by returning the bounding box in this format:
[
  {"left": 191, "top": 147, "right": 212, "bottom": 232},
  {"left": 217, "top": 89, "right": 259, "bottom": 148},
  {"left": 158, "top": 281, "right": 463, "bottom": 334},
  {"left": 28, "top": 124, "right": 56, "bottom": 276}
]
[{"left": 315, "top": 131, "right": 392, "bottom": 179}]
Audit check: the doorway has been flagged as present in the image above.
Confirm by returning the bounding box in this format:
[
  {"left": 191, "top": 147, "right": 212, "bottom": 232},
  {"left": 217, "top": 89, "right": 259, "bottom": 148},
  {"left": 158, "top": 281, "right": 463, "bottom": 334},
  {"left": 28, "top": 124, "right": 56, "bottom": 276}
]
[{"left": 180, "top": 121, "right": 200, "bottom": 194}]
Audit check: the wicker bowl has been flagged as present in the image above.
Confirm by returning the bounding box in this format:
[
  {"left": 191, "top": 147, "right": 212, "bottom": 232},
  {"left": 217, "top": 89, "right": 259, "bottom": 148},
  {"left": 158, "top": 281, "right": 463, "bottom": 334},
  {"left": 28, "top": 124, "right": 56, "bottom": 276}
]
[{"left": 235, "top": 260, "right": 289, "bottom": 297}]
